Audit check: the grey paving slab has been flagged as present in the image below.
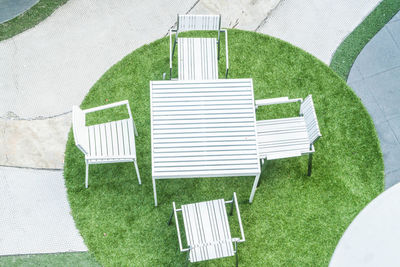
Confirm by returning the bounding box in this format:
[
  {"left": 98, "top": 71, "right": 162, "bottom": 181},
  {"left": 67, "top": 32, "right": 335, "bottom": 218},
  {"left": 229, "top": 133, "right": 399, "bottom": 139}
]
[
  {"left": 386, "top": 168, "right": 400, "bottom": 189},
  {"left": 348, "top": 10, "right": 400, "bottom": 189},
  {"left": 363, "top": 68, "right": 400, "bottom": 120},
  {"left": 354, "top": 28, "right": 400, "bottom": 78},
  {"left": 0, "top": 0, "right": 38, "bottom": 23},
  {"left": 387, "top": 19, "right": 400, "bottom": 48},
  {"left": 330, "top": 182, "right": 400, "bottom": 266},
  {"left": 0, "top": 167, "right": 87, "bottom": 255},
  {"left": 375, "top": 120, "right": 399, "bottom": 148},
  {"left": 347, "top": 64, "right": 363, "bottom": 84},
  {"left": 347, "top": 79, "right": 386, "bottom": 125},
  {"left": 387, "top": 115, "right": 400, "bottom": 144},
  {"left": 390, "top": 11, "right": 400, "bottom": 22}
]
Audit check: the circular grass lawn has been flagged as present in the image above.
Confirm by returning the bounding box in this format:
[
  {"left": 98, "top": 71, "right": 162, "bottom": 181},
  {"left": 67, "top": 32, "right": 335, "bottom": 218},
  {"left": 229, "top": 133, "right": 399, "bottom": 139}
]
[{"left": 64, "top": 29, "right": 384, "bottom": 266}]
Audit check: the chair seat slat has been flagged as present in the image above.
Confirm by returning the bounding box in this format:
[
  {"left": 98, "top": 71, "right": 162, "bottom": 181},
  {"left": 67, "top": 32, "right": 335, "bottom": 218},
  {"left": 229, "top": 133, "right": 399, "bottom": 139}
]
[{"left": 182, "top": 199, "right": 234, "bottom": 263}]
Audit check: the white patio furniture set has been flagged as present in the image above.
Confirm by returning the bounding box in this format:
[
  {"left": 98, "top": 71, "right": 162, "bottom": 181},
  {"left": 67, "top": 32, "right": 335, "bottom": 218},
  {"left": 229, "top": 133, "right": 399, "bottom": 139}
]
[{"left": 71, "top": 14, "right": 321, "bottom": 266}]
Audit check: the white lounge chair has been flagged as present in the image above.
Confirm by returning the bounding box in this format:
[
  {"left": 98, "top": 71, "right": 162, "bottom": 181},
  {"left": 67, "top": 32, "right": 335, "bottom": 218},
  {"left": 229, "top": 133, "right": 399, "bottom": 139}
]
[
  {"left": 256, "top": 95, "right": 322, "bottom": 176},
  {"left": 168, "top": 192, "right": 245, "bottom": 266},
  {"left": 169, "top": 14, "right": 229, "bottom": 80},
  {"left": 72, "top": 100, "right": 141, "bottom": 188}
]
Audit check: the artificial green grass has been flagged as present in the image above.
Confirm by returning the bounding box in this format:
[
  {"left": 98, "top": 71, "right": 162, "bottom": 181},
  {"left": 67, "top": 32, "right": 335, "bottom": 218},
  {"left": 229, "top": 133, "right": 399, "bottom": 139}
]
[
  {"left": 0, "top": 252, "right": 99, "bottom": 267},
  {"left": 330, "top": 0, "right": 400, "bottom": 80},
  {"left": 0, "top": 0, "right": 68, "bottom": 41},
  {"left": 64, "top": 29, "right": 384, "bottom": 266}
]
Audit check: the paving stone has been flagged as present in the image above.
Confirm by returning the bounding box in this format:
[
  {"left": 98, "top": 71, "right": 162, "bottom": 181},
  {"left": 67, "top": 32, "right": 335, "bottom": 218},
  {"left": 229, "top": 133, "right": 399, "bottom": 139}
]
[
  {"left": 375, "top": 120, "right": 400, "bottom": 147},
  {"left": 355, "top": 28, "right": 400, "bottom": 77},
  {"left": 361, "top": 68, "right": 400, "bottom": 120},
  {"left": 387, "top": 19, "right": 400, "bottom": 48},
  {"left": 347, "top": 64, "right": 363, "bottom": 83},
  {"left": 389, "top": 11, "right": 400, "bottom": 23},
  {"left": 387, "top": 115, "right": 400, "bottom": 144},
  {"left": 385, "top": 168, "right": 400, "bottom": 189},
  {"left": 190, "top": 0, "right": 281, "bottom": 30},
  {"left": 0, "top": 114, "right": 71, "bottom": 169},
  {"left": 380, "top": 143, "right": 400, "bottom": 173},
  {"left": 348, "top": 80, "right": 386, "bottom": 125},
  {"left": 0, "top": 0, "right": 38, "bottom": 23}
]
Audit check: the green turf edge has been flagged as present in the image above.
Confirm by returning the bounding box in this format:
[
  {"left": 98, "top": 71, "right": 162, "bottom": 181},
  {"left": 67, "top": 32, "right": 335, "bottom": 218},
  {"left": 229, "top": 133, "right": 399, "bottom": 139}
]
[
  {"left": 0, "top": 252, "right": 100, "bottom": 267},
  {"left": 0, "top": 0, "right": 68, "bottom": 42},
  {"left": 64, "top": 29, "right": 384, "bottom": 266},
  {"left": 330, "top": 0, "right": 400, "bottom": 80}
]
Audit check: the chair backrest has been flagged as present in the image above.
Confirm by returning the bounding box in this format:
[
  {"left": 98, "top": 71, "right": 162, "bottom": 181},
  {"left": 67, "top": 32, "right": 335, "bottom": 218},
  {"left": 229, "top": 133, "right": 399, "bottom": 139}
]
[
  {"left": 177, "top": 14, "right": 221, "bottom": 32},
  {"left": 300, "top": 95, "right": 322, "bottom": 145},
  {"left": 72, "top": 105, "right": 89, "bottom": 155}
]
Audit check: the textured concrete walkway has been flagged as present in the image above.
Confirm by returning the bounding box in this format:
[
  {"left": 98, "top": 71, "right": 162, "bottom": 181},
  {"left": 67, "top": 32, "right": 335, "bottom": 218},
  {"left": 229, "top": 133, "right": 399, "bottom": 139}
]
[
  {"left": 348, "top": 11, "right": 400, "bottom": 188},
  {"left": 0, "top": 167, "right": 87, "bottom": 255},
  {"left": 330, "top": 179, "right": 400, "bottom": 266},
  {"left": 257, "top": 0, "right": 382, "bottom": 64},
  {"left": 0, "top": 0, "right": 38, "bottom": 23}
]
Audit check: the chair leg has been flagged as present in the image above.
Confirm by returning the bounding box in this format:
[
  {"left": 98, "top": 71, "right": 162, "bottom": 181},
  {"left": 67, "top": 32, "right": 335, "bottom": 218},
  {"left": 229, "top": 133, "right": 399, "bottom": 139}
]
[
  {"left": 85, "top": 162, "right": 89, "bottom": 188},
  {"left": 308, "top": 154, "right": 313, "bottom": 176},
  {"left": 185, "top": 252, "right": 190, "bottom": 267},
  {"left": 257, "top": 159, "right": 267, "bottom": 187},
  {"left": 235, "top": 242, "right": 239, "bottom": 267},
  {"left": 168, "top": 209, "right": 174, "bottom": 225},
  {"left": 230, "top": 195, "right": 234, "bottom": 216},
  {"left": 134, "top": 160, "right": 141, "bottom": 185}
]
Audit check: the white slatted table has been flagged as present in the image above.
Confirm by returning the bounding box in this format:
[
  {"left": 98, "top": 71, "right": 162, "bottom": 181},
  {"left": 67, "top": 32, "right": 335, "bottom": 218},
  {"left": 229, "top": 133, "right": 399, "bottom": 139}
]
[{"left": 150, "top": 79, "right": 261, "bottom": 206}]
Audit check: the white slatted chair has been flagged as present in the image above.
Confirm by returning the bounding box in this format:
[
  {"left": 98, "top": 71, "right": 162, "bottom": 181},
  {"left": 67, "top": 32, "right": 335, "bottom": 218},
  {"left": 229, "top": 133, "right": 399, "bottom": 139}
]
[
  {"left": 256, "top": 95, "right": 322, "bottom": 176},
  {"left": 168, "top": 192, "right": 245, "bottom": 266},
  {"left": 169, "top": 14, "right": 229, "bottom": 80},
  {"left": 72, "top": 100, "right": 141, "bottom": 188}
]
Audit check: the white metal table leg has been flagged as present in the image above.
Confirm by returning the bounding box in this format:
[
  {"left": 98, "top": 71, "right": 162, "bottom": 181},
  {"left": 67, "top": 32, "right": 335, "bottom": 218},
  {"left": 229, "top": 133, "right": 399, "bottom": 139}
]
[
  {"left": 249, "top": 174, "right": 261, "bottom": 203},
  {"left": 134, "top": 160, "right": 141, "bottom": 185},
  {"left": 153, "top": 177, "right": 158, "bottom": 206},
  {"left": 85, "top": 161, "right": 89, "bottom": 188}
]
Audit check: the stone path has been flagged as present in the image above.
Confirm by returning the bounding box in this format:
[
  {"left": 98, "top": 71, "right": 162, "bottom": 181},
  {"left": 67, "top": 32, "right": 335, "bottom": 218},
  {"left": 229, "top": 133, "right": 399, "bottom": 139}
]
[
  {"left": 0, "top": 0, "right": 385, "bottom": 258},
  {"left": 348, "top": 11, "right": 400, "bottom": 188},
  {"left": 257, "top": 0, "right": 382, "bottom": 64},
  {"left": 0, "top": 0, "right": 38, "bottom": 23},
  {"left": 0, "top": 166, "right": 87, "bottom": 255},
  {"left": 330, "top": 181, "right": 400, "bottom": 266}
]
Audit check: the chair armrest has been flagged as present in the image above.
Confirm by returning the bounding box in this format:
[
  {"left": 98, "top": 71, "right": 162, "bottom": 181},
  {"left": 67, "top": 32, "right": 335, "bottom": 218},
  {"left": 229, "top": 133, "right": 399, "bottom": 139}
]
[
  {"left": 222, "top": 29, "right": 229, "bottom": 78},
  {"left": 255, "top": 97, "right": 302, "bottom": 109},
  {"left": 170, "top": 29, "right": 177, "bottom": 79},
  {"left": 173, "top": 202, "right": 190, "bottom": 252},
  {"left": 233, "top": 192, "right": 245, "bottom": 243},
  {"left": 83, "top": 100, "right": 136, "bottom": 134},
  {"left": 83, "top": 100, "right": 130, "bottom": 114}
]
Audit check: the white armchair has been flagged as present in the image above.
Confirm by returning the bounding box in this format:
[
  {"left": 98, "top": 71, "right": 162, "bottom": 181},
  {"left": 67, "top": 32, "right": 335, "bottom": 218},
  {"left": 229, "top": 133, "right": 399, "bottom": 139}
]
[{"left": 72, "top": 100, "right": 141, "bottom": 188}]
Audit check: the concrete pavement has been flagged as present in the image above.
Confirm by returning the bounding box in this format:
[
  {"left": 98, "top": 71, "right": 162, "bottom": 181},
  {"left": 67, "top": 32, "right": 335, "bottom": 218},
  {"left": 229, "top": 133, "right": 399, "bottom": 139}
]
[
  {"left": 348, "top": 12, "right": 400, "bottom": 188},
  {"left": 330, "top": 180, "right": 400, "bottom": 266},
  {"left": 257, "top": 0, "right": 382, "bottom": 64},
  {"left": 0, "top": 0, "right": 38, "bottom": 23},
  {"left": 0, "top": 166, "right": 87, "bottom": 255}
]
